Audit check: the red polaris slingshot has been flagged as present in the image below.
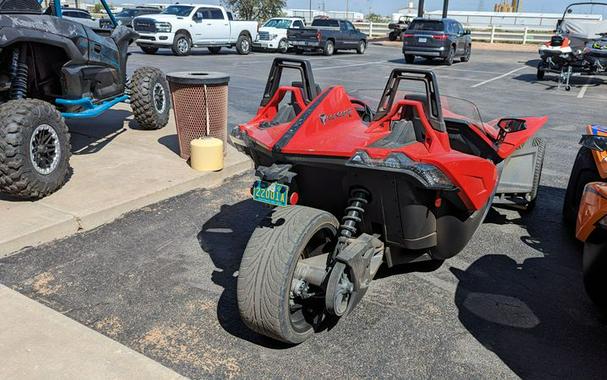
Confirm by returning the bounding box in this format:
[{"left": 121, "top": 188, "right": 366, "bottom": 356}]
[{"left": 230, "top": 58, "right": 547, "bottom": 344}]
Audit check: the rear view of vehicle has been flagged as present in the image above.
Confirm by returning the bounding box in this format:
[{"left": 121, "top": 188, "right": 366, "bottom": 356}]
[
  {"left": 287, "top": 18, "right": 367, "bottom": 56},
  {"left": 564, "top": 126, "right": 607, "bottom": 313},
  {"left": 402, "top": 18, "right": 471, "bottom": 65}
]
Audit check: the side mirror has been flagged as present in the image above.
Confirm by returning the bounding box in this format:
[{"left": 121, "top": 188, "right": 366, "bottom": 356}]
[{"left": 496, "top": 118, "right": 527, "bottom": 144}]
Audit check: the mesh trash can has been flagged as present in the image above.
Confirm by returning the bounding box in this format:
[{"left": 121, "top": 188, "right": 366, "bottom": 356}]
[{"left": 166, "top": 72, "right": 230, "bottom": 159}]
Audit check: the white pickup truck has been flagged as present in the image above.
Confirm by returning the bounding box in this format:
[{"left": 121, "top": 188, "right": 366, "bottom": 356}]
[{"left": 133, "top": 4, "right": 258, "bottom": 56}]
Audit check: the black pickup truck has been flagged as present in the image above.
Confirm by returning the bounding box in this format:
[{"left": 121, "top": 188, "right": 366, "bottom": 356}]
[{"left": 287, "top": 18, "right": 367, "bottom": 56}]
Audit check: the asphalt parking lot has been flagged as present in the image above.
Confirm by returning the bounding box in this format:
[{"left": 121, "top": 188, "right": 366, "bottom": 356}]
[{"left": 2, "top": 43, "right": 607, "bottom": 379}]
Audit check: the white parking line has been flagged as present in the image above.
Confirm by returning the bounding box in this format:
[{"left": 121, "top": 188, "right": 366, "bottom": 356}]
[
  {"left": 471, "top": 66, "right": 527, "bottom": 88},
  {"left": 577, "top": 83, "right": 590, "bottom": 98},
  {"left": 314, "top": 60, "right": 387, "bottom": 71},
  {"left": 435, "top": 67, "right": 507, "bottom": 75}
]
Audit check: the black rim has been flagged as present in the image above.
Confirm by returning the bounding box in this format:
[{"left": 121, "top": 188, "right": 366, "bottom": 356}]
[{"left": 289, "top": 227, "right": 334, "bottom": 333}]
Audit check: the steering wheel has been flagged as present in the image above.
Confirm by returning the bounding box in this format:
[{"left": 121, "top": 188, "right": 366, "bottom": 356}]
[{"left": 351, "top": 99, "right": 374, "bottom": 123}]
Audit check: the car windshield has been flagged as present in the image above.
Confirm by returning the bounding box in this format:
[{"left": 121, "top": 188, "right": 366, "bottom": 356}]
[
  {"left": 162, "top": 5, "right": 194, "bottom": 16},
  {"left": 409, "top": 20, "right": 444, "bottom": 31},
  {"left": 264, "top": 19, "right": 292, "bottom": 29},
  {"left": 116, "top": 9, "right": 137, "bottom": 17}
]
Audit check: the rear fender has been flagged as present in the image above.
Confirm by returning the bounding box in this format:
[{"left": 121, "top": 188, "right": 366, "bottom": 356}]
[
  {"left": 586, "top": 125, "right": 607, "bottom": 179},
  {"left": 489, "top": 116, "right": 548, "bottom": 159},
  {"left": 576, "top": 182, "right": 607, "bottom": 242}
]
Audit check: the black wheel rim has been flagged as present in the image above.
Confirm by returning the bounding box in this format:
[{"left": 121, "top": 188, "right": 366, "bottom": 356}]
[
  {"left": 289, "top": 227, "right": 334, "bottom": 333},
  {"left": 30, "top": 124, "right": 60, "bottom": 175}
]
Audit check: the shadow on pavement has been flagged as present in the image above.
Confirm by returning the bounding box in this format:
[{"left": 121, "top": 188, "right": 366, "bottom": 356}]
[
  {"left": 197, "top": 200, "right": 295, "bottom": 349},
  {"left": 68, "top": 109, "right": 132, "bottom": 155},
  {"left": 453, "top": 185, "right": 607, "bottom": 378}
]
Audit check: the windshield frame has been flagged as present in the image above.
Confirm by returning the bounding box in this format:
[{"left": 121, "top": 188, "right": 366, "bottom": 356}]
[{"left": 162, "top": 5, "right": 194, "bottom": 17}]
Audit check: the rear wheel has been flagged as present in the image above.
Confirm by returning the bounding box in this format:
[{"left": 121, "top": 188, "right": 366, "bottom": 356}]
[
  {"left": 172, "top": 33, "right": 192, "bottom": 56},
  {"left": 563, "top": 146, "right": 602, "bottom": 227},
  {"left": 323, "top": 40, "right": 335, "bottom": 56},
  {"left": 0, "top": 99, "right": 71, "bottom": 199},
  {"left": 389, "top": 31, "right": 398, "bottom": 41},
  {"left": 208, "top": 46, "right": 222, "bottom": 54},
  {"left": 583, "top": 237, "right": 607, "bottom": 314},
  {"left": 444, "top": 46, "right": 455, "bottom": 65},
  {"left": 404, "top": 54, "right": 415, "bottom": 64},
  {"left": 130, "top": 67, "right": 172, "bottom": 130},
  {"left": 237, "top": 206, "right": 339, "bottom": 344},
  {"left": 140, "top": 46, "right": 159, "bottom": 55},
  {"left": 236, "top": 34, "right": 252, "bottom": 55},
  {"left": 356, "top": 40, "right": 366, "bottom": 54},
  {"left": 537, "top": 61, "right": 546, "bottom": 80}
]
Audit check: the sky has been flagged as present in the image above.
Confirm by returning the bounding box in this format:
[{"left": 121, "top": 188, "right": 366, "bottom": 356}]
[{"left": 115, "top": 1, "right": 607, "bottom": 16}]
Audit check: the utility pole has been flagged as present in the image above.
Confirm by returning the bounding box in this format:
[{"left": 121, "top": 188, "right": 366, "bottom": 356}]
[
  {"left": 309, "top": 0, "right": 312, "bottom": 23},
  {"left": 346, "top": 0, "right": 349, "bottom": 21},
  {"left": 418, "top": 0, "right": 425, "bottom": 17}
]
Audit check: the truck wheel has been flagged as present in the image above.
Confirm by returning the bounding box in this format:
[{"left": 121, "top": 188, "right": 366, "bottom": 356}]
[
  {"left": 460, "top": 44, "right": 471, "bottom": 62},
  {"left": 140, "top": 46, "right": 159, "bottom": 55},
  {"left": 236, "top": 34, "right": 252, "bottom": 55},
  {"left": 404, "top": 54, "right": 415, "bottom": 64},
  {"left": 208, "top": 46, "right": 222, "bottom": 54},
  {"left": 583, "top": 237, "right": 607, "bottom": 314},
  {"left": 172, "top": 33, "right": 192, "bottom": 56},
  {"left": 323, "top": 40, "right": 335, "bottom": 56},
  {"left": 130, "top": 67, "right": 172, "bottom": 130},
  {"left": 356, "top": 40, "right": 366, "bottom": 54},
  {"left": 237, "top": 206, "right": 339, "bottom": 344},
  {"left": 278, "top": 39, "right": 289, "bottom": 54},
  {"left": 444, "top": 46, "right": 455, "bottom": 66},
  {"left": 0, "top": 99, "right": 71, "bottom": 199},
  {"left": 563, "top": 146, "right": 602, "bottom": 227}
]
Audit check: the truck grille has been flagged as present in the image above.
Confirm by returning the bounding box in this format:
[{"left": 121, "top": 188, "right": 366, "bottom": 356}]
[
  {"left": 133, "top": 18, "right": 156, "bottom": 33},
  {"left": 259, "top": 31, "right": 270, "bottom": 41}
]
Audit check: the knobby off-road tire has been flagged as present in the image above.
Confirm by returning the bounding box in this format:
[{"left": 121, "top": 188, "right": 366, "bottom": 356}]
[
  {"left": 524, "top": 137, "right": 546, "bottom": 211},
  {"left": 0, "top": 99, "right": 71, "bottom": 199},
  {"left": 130, "top": 67, "right": 171, "bottom": 130},
  {"left": 563, "top": 146, "right": 601, "bottom": 227},
  {"left": 237, "top": 206, "right": 339, "bottom": 344}
]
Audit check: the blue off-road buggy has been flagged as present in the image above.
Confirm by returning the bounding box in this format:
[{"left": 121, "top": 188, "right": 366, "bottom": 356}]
[{"left": 0, "top": 0, "right": 171, "bottom": 198}]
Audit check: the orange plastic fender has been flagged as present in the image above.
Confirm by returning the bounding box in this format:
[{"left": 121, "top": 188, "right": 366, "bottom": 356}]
[
  {"left": 576, "top": 182, "right": 607, "bottom": 242},
  {"left": 586, "top": 125, "right": 607, "bottom": 179}
]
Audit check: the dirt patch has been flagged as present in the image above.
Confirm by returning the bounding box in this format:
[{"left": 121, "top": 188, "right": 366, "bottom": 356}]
[
  {"left": 138, "top": 324, "right": 240, "bottom": 378},
  {"left": 94, "top": 315, "right": 124, "bottom": 338},
  {"left": 30, "top": 272, "right": 62, "bottom": 296}
]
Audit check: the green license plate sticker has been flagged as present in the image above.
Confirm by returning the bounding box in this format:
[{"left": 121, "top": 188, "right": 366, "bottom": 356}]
[{"left": 252, "top": 180, "right": 289, "bottom": 207}]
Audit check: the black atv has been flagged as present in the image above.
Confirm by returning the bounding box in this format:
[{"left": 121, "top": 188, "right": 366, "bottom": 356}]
[{"left": 0, "top": 0, "right": 172, "bottom": 199}]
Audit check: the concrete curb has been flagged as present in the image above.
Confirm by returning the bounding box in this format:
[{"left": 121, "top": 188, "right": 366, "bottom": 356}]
[{"left": 0, "top": 148, "right": 252, "bottom": 258}]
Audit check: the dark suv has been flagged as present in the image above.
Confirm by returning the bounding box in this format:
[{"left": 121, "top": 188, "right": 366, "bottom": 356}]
[{"left": 402, "top": 18, "right": 471, "bottom": 65}]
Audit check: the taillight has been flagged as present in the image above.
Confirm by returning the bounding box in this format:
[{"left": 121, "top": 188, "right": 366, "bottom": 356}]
[
  {"left": 316, "top": 31, "right": 321, "bottom": 41},
  {"left": 402, "top": 33, "right": 414, "bottom": 38},
  {"left": 433, "top": 34, "right": 448, "bottom": 40}
]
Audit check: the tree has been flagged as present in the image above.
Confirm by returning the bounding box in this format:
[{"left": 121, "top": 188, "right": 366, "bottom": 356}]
[
  {"left": 367, "top": 13, "right": 386, "bottom": 23},
  {"left": 222, "top": 0, "right": 286, "bottom": 21}
]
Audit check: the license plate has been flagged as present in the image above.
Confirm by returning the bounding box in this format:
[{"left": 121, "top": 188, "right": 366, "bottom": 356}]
[
  {"left": 418, "top": 37, "right": 427, "bottom": 43},
  {"left": 252, "top": 180, "right": 289, "bottom": 207}
]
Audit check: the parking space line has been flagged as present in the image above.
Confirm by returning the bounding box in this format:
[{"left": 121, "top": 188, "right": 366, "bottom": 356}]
[
  {"left": 314, "top": 60, "right": 387, "bottom": 71},
  {"left": 435, "top": 67, "right": 507, "bottom": 75},
  {"left": 577, "top": 82, "right": 590, "bottom": 98},
  {"left": 471, "top": 66, "right": 527, "bottom": 88}
]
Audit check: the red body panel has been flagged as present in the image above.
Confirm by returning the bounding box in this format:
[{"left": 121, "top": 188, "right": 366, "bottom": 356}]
[{"left": 238, "top": 84, "right": 546, "bottom": 212}]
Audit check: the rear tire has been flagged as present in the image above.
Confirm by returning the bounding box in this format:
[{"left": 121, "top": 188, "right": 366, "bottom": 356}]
[
  {"left": 130, "top": 67, "right": 172, "bottom": 130},
  {"left": 460, "top": 44, "right": 471, "bottom": 62},
  {"left": 0, "top": 99, "right": 71, "bottom": 199},
  {"left": 140, "top": 46, "right": 159, "bottom": 55},
  {"left": 537, "top": 62, "right": 546, "bottom": 80},
  {"left": 236, "top": 34, "right": 252, "bottom": 55},
  {"left": 237, "top": 206, "right": 339, "bottom": 344},
  {"left": 323, "top": 40, "right": 335, "bottom": 56},
  {"left": 208, "top": 46, "right": 222, "bottom": 54},
  {"left": 583, "top": 237, "right": 607, "bottom": 314},
  {"left": 563, "top": 146, "right": 601, "bottom": 227},
  {"left": 172, "top": 33, "right": 192, "bottom": 56},
  {"left": 404, "top": 54, "right": 415, "bottom": 64},
  {"left": 444, "top": 46, "right": 455, "bottom": 65}
]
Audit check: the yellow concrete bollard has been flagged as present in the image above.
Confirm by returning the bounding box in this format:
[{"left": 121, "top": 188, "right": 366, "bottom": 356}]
[{"left": 190, "top": 137, "right": 224, "bottom": 171}]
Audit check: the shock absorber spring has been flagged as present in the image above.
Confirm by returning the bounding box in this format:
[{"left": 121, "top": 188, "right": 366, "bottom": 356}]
[
  {"left": 336, "top": 188, "right": 370, "bottom": 250},
  {"left": 10, "top": 46, "right": 28, "bottom": 100}
]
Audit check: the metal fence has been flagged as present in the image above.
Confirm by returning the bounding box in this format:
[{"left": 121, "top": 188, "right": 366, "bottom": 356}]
[{"left": 353, "top": 22, "right": 553, "bottom": 45}]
